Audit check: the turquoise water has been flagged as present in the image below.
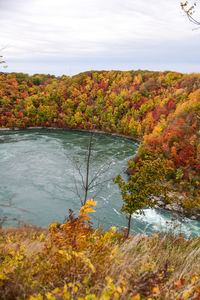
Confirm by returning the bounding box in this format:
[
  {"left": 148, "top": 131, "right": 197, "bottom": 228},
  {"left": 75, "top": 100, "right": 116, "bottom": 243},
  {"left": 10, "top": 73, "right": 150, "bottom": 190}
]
[{"left": 1, "top": 129, "right": 200, "bottom": 237}]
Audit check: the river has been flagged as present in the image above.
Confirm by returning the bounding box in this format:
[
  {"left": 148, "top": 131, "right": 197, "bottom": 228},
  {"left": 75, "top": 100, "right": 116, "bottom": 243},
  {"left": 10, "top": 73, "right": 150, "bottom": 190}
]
[{"left": 1, "top": 129, "right": 200, "bottom": 237}]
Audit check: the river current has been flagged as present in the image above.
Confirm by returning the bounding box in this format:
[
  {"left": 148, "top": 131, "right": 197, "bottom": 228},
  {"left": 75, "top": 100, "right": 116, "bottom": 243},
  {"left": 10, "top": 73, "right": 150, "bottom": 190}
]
[{"left": 1, "top": 129, "right": 200, "bottom": 237}]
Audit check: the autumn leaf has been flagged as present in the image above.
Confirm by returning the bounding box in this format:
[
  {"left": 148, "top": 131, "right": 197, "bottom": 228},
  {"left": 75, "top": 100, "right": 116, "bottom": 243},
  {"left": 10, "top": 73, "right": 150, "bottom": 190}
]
[
  {"left": 174, "top": 277, "right": 185, "bottom": 289},
  {"left": 131, "top": 294, "right": 140, "bottom": 300},
  {"left": 152, "top": 286, "right": 159, "bottom": 294},
  {"left": 182, "top": 288, "right": 194, "bottom": 299}
]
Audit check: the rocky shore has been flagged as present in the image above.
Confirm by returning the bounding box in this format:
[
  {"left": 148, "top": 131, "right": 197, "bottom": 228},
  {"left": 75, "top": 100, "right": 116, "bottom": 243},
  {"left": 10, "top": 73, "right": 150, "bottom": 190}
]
[{"left": 152, "top": 195, "right": 200, "bottom": 221}]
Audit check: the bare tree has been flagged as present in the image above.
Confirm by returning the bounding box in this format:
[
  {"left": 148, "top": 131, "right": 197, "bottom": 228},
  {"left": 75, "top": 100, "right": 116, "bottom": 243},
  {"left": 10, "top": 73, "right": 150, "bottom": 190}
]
[
  {"left": 84, "top": 132, "right": 93, "bottom": 205},
  {"left": 67, "top": 91, "right": 116, "bottom": 208},
  {"left": 70, "top": 132, "right": 114, "bottom": 207},
  {"left": 181, "top": 1, "right": 200, "bottom": 25},
  {"left": 0, "top": 54, "right": 8, "bottom": 68}
]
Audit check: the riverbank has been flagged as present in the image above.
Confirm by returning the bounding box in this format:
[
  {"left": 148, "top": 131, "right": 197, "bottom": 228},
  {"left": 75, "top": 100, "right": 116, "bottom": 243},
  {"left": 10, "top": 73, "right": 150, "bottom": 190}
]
[{"left": 152, "top": 195, "right": 200, "bottom": 221}]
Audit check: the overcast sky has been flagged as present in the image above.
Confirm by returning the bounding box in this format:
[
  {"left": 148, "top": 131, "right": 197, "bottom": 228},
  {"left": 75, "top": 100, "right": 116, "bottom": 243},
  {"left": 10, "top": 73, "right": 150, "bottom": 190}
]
[{"left": 1, "top": 0, "right": 200, "bottom": 76}]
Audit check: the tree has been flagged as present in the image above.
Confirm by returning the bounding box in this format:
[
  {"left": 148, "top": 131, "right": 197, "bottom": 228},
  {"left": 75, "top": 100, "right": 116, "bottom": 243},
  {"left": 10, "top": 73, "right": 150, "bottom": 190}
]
[
  {"left": 71, "top": 132, "right": 113, "bottom": 207},
  {"left": 181, "top": 1, "right": 200, "bottom": 25},
  {"left": 114, "top": 154, "right": 169, "bottom": 239},
  {"left": 71, "top": 94, "right": 113, "bottom": 208}
]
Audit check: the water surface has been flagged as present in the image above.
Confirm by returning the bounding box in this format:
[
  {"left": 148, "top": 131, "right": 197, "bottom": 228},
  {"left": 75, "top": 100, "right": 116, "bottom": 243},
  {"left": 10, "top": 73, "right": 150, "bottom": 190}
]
[{"left": 1, "top": 129, "right": 200, "bottom": 237}]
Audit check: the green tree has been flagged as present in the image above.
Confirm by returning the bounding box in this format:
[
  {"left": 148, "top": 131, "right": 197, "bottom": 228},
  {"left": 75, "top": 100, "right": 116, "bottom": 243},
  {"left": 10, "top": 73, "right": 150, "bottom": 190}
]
[{"left": 114, "top": 155, "right": 169, "bottom": 239}]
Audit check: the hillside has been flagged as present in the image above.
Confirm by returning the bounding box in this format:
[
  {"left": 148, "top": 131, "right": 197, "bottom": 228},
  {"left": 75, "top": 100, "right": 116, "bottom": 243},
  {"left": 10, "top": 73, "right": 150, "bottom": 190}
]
[{"left": 1, "top": 70, "right": 200, "bottom": 214}]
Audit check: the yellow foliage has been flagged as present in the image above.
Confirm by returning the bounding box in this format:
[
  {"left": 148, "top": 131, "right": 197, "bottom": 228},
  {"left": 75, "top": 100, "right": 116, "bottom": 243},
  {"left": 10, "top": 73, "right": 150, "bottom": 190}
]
[
  {"left": 45, "top": 292, "right": 56, "bottom": 300},
  {"left": 131, "top": 294, "right": 140, "bottom": 300},
  {"left": 151, "top": 117, "right": 167, "bottom": 137},
  {"left": 79, "top": 199, "right": 97, "bottom": 222},
  {"left": 152, "top": 286, "right": 159, "bottom": 294},
  {"left": 116, "top": 286, "right": 122, "bottom": 293},
  {"left": 174, "top": 88, "right": 200, "bottom": 117},
  {"left": 182, "top": 288, "right": 194, "bottom": 299},
  {"left": 114, "top": 291, "right": 120, "bottom": 298}
]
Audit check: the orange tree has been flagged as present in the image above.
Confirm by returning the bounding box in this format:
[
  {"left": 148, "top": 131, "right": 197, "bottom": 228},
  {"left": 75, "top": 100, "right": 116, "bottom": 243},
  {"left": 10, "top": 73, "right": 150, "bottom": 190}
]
[{"left": 114, "top": 152, "right": 169, "bottom": 239}]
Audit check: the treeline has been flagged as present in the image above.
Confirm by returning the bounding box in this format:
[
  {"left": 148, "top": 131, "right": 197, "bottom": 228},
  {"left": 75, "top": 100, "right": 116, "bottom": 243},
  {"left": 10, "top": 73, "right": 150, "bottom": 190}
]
[{"left": 1, "top": 70, "right": 200, "bottom": 209}]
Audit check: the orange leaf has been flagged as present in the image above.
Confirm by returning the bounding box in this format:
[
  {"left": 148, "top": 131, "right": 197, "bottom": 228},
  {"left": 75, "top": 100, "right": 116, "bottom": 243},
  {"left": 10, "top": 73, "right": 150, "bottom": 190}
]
[
  {"left": 153, "top": 233, "right": 159, "bottom": 238},
  {"left": 195, "top": 285, "right": 200, "bottom": 293},
  {"left": 152, "top": 286, "right": 159, "bottom": 294},
  {"left": 174, "top": 278, "right": 185, "bottom": 289}
]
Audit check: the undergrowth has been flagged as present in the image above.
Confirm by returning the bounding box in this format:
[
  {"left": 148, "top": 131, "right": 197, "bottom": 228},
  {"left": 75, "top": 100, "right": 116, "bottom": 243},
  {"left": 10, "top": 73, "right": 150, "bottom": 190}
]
[{"left": 1, "top": 200, "right": 200, "bottom": 299}]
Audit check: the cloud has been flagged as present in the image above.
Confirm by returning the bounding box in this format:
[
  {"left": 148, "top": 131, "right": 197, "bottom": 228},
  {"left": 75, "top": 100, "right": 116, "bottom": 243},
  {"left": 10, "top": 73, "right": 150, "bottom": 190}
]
[{"left": 1, "top": 0, "right": 200, "bottom": 75}]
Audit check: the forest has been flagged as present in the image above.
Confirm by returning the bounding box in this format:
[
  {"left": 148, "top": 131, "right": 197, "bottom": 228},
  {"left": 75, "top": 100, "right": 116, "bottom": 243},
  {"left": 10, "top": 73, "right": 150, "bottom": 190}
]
[{"left": 1, "top": 70, "right": 200, "bottom": 214}]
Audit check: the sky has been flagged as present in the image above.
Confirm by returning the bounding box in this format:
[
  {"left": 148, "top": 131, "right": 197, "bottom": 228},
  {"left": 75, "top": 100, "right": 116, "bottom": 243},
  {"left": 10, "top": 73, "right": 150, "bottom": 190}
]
[{"left": 1, "top": 0, "right": 200, "bottom": 76}]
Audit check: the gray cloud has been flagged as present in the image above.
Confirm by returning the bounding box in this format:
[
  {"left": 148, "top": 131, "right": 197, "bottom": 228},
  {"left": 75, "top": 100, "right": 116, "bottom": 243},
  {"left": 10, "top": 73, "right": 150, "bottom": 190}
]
[{"left": 1, "top": 0, "right": 200, "bottom": 75}]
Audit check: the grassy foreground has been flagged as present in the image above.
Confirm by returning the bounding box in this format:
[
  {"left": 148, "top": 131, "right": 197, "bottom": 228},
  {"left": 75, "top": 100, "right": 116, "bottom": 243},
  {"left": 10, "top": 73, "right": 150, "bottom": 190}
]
[{"left": 1, "top": 200, "right": 200, "bottom": 300}]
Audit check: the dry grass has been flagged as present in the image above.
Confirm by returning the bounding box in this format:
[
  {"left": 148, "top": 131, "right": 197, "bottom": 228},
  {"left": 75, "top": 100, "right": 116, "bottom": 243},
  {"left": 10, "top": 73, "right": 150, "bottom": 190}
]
[
  {"left": 1, "top": 223, "right": 200, "bottom": 299},
  {"left": 0, "top": 225, "right": 48, "bottom": 255},
  {"left": 108, "top": 234, "right": 200, "bottom": 299}
]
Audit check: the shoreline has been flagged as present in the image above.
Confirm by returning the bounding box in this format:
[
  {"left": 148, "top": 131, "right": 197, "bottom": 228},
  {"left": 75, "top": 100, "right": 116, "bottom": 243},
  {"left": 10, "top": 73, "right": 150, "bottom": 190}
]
[
  {"left": 152, "top": 196, "right": 200, "bottom": 221},
  {"left": 0, "top": 126, "right": 141, "bottom": 143}
]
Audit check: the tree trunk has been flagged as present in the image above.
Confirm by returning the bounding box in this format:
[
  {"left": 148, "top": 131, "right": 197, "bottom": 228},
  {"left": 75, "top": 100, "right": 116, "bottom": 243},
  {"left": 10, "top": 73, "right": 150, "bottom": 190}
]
[
  {"left": 126, "top": 213, "right": 132, "bottom": 239},
  {"left": 83, "top": 132, "right": 93, "bottom": 205}
]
